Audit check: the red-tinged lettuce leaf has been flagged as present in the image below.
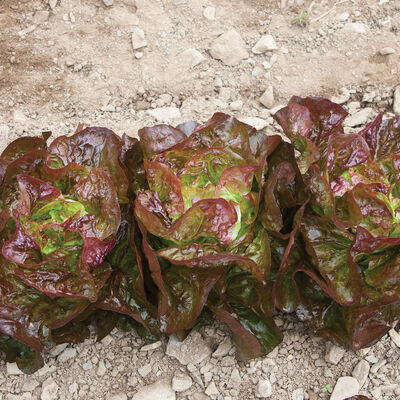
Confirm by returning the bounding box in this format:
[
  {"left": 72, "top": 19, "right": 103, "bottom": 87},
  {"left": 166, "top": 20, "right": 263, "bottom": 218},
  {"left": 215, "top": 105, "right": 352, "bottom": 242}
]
[
  {"left": 48, "top": 127, "right": 129, "bottom": 203},
  {"left": 294, "top": 271, "right": 398, "bottom": 349},
  {"left": 299, "top": 213, "right": 362, "bottom": 305},
  {"left": 138, "top": 124, "right": 187, "bottom": 159},
  {"left": 0, "top": 334, "right": 44, "bottom": 374},
  {"left": 208, "top": 267, "right": 282, "bottom": 360},
  {"left": 344, "top": 396, "right": 373, "bottom": 400}
]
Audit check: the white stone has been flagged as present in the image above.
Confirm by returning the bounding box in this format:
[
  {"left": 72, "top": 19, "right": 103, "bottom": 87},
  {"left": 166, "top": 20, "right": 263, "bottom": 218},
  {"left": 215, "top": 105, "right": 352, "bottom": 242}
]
[
  {"left": 292, "top": 388, "right": 304, "bottom": 400},
  {"left": 166, "top": 331, "right": 211, "bottom": 366},
  {"left": 256, "top": 379, "right": 272, "bottom": 398},
  {"left": 6, "top": 363, "right": 23, "bottom": 375},
  {"left": 172, "top": 374, "right": 193, "bottom": 392},
  {"left": 132, "top": 380, "right": 175, "bottom": 400},
  {"left": 103, "top": 0, "right": 113, "bottom": 6},
  {"left": 330, "top": 377, "right": 359, "bottom": 400},
  {"left": 325, "top": 343, "right": 346, "bottom": 365},
  {"left": 379, "top": 47, "right": 395, "bottom": 55},
  {"left": 49, "top": 0, "right": 57, "bottom": 10},
  {"left": 230, "top": 100, "right": 243, "bottom": 111},
  {"left": 180, "top": 48, "right": 205, "bottom": 68},
  {"left": 331, "top": 88, "right": 350, "bottom": 104},
  {"left": 213, "top": 337, "right": 232, "bottom": 358},
  {"left": 214, "top": 76, "right": 223, "bottom": 88},
  {"left": 252, "top": 34, "right": 277, "bottom": 54},
  {"left": 365, "top": 354, "right": 379, "bottom": 364},
  {"left": 58, "top": 347, "right": 77, "bottom": 362},
  {"left": 205, "top": 381, "right": 219, "bottom": 396},
  {"left": 241, "top": 117, "right": 268, "bottom": 130},
  {"left": 352, "top": 359, "right": 370, "bottom": 388},
  {"left": 82, "top": 361, "right": 92, "bottom": 370},
  {"left": 68, "top": 382, "right": 78, "bottom": 394},
  {"left": 131, "top": 27, "right": 147, "bottom": 50},
  {"left": 109, "top": 394, "right": 127, "bottom": 400},
  {"left": 203, "top": 6, "right": 216, "bottom": 20},
  {"left": 260, "top": 85, "right": 274, "bottom": 109},
  {"left": 147, "top": 107, "right": 181, "bottom": 123},
  {"left": 22, "top": 379, "right": 40, "bottom": 392},
  {"left": 342, "top": 22, "right": 368, "bottom": 34},
  {"left": 49, "top": 343, "right": 68, "bottom": 357},
  {"left": 389, "top": 328, "right": 400, "bottom": 347},
  {"left": 335, "top": 12, "right": 349, "bottom": 21},
  {"left": 393, "top": 85, "right": 400, "bottom": 115},
  {"left": 41, "top": 378, "right": 59, "bottom": 400},
  {"left": 344, "top": 108, "right": 373, "bottom": 127},
  {"left": 97, "top": 360, "right": 107, "bottom": 376},
  {"left": 138, "top": 363, "right": 152, "bottom": 378},
  {"left": 140, "top": 341, "right": 162, "bottom": 352},
  {"left": 210, "top": 29, "right": 249, "bottom": 66}
]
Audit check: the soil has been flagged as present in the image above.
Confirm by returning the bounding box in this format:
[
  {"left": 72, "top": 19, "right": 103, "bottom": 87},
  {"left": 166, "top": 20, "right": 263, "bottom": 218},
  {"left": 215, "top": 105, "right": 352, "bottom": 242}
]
[{"left": 0, "top": 0, "right": 400, "bottom": 399}]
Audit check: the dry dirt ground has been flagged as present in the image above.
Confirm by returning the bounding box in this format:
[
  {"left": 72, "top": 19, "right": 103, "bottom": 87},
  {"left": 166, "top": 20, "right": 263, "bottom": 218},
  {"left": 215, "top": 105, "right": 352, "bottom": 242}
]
[{"left": 0, "top": 0, "right": 400, "bottom": 399}]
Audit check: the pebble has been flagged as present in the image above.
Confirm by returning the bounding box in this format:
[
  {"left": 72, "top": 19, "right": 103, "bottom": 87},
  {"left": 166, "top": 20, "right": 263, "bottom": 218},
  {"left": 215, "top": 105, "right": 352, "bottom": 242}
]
[
  {"left": 241, "top": 117, "right": 268, "bottom": 130},
  {"left": 82, "top": 361, "right": 92, "bottom": 370},
  {"left": 252, "top": 34, "right": 277, "bottom": 54},
  {"left": 370, "top": 359, "right": 386, "bottom": 373},
  {"left": 203, "top": 6, "right": 216, "bottom": 20},
  {"left": 131, "top": 380, "right": 175, "bottom": 400},
  {"left": 138, "top": 363, "right": 152, "bottom": 378},
  {"left": 180, "top": 48, "right": 205, "bottom": 68},
  {"left": 103, "top": 0, "right": 113, "bottom": 6},
  {"left": 68, "top": 382, "right": 78, "bottom": 394},
  {"left": 342, "top": 22, "right": 368, "bottom": 34},
  {"left": 230, "top": 100, "right": 243, "bottom": 111},
  {"left": 389, "top": 328, "right": 400, "bottom": 347},
  {"left": 96, "top": 360, "right": 107, "bottom": 376},
  {"left": 58, "top": 347, "right": 77, "bottom": 362},
  {"left": 330, "top": 376, "right": 359, "bottom": 400},
  {"left": 335, "top": 12, "right": 349, "bottom": 21},
  {"left": 379, "top": 47, "right": 395, "bottom": 55},
  {"left": 131, "top": 27, "right": 147, "bottom": 50},
  {"left": 352, "top": 359, "right": 370, "bottom": 388},
  {"left": 147, "top": 107, "right": 181, "bottom": 123},
  {"left": 344, "top": 107, "right": 373, "bottom": 127},
  {"left": 209, "top": 29, "right": 249, "bottom": 66},
  {"left": 172, "top": 374, "right": 193, "bottom": 392},
  {"left": 205, "top": 381, "right": 219, "bottom": 396},
  {"left": 49, "top": 0, "right": 57, "bottom": 10},
  {"left": 165, "top": 332, "right": 211, "bottom": 366},
  {"left": 6, "top": 363, "right": 24, "bottom": 375},
  {"left": 140, "top": 341, "right": 162, "bottom": 352},
  {"left": 109, "top": 394, "right": 127, "bottom": 400},
  {"left": 41, "top": 377, "right": 59, "bottom": 400},
  {"left": 214, "top": 76, "right": 223, "bottom": 88},
  {"left": 325, "top": 343, "right": 346, "bottom": 365},
  {"left": 331, "top": 87, "right": 350, "bottom": 104},
  {"left": 135, "top": 51, "right": 143, "bottom": 59},
  {"left": 22, "top": 379, "right": 40, "bottom": 391},
  {"left": 292, "top": 388, "right": 304, "bottom": 400},
  {"left": 256, "top": 379, "right": 272, "bottom": 398},
  {"left": 260, "top": 85, "right": 274, "bottom": 108},
  {"left": 212, "top": 337, "right": 232, "bottom": 358},
  {"left": 365, "top": 354, "right": 379, "bottom": 364},
  {"left": 393, "top": 85, "right": 400, "bottom": 115}
]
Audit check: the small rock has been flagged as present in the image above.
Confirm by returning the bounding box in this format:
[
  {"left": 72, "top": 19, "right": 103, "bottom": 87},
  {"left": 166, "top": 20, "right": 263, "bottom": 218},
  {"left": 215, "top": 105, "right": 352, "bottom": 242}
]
[
  {"left": 230, "top": 368, "right": 242, "bottom": 386},
  {"left": 214, "top": 76, "right": 223, "bottom": 88},
  {"left": 22, "top": 379, "right": 40, "bottom": 392},
  {"left": 100, "top": 103, "right": 115, "bottom": 112},
  {"left": 203, "top": 6, "right": 216, "bottom": 20},
  {"left": 260, "top": 85, "right": 274, "bottom": 108},
  {"left": 180, "top": 48, "right": 205, "bottom": 68},
  {"left": 41, "top": 378, "right": 59, "bottom": 400},
  {"left": 205, "top": 381, "right": 219, "bottom": 396},
  {"left": 252, "top": 34, "right": 277, "bottom": 54},
  {"left": 230, "top": 100, "right": 243, "bottom": 111},
  {"left": 131, "top": 27, "right": 147, "bottom": 50},
  {"left": 344, "top": 108, "right": 373, "bottom": 127},
  {"left": 103, "top": 0, "right": 113, "bottom": 6},
  {"left": 68, "top": 383, "right": 78, "bottom": 394},
  {"left": 256, "top": 379, "right": 272, "bottom": 398},
  {"left": 172, "top": 374, "right": 193, "bottom": 392},
  {"left": 147, "top": 107, "right": 181, "bottom": 123},
  {"left": 331, "top": 88, "right": 350, "bottom": 104},
  {"left": 82, "top": 361, "right": 92, "bottom": 371},
  {"left": 325, "top": 343, "right": 346, "bottom": 365},
  {"left": 131, "top": 380, "right": 175, "bottom": 400},
  {"left": 330, "top": 377, "right": 359, "bottom": 400},
  {"left": 389, "top": 328, "right": 400, "bottom": 347},
  {"left": 292, "top": 388, "right": 304, "bottom": 400},
  {"left": 6, "top": 363, "right": 23, "bottom": 375},
  {"left": 135, "top": 52, "right": 143, "bottom": 59},
  {"left": 370, "top": 359, "right": 386, "bottom": 373},
  {"left": 49, "top": 0, "right": 57, "bottom": 10},
  {"left": 241, "top": 117, "right": 268, "bottom": 130},
  {"left": 166, "top": 331, "right": 211, "bottom": 366},
  {"left": 32, "top": 10, "right": 49, "bottom": 24},
  {"left": 213, "top": 337, "right": 232, "bottom": 357},
  {"left": 192, "top": 394, "right": 209, "bottom": 400},
  {"left": 352, "top": 360, "right": 370, "bottom": 388},
  {"left": 335, "top": 12, "right": 349, "bottom": 21},
  {"left": 209, "top": 29, "right": 249, "bottom": 66},
  {"left": 140, "top": 341, "right": 162, "bottom": 352},
  {"left": 49, "top": 343, "right": 68, "bottom": 357},
  {"left": 379, "top": 47, "right": 395, "bottom": 56},
  {"left": 365, "top": 354, "right": 379, "bottom": 364},
  {"left": 97, "top": 360, "right": 107, "bottom": 376},
  {"left": 109, "top": 394, "right": 127, "bottom": 400},
  {"left": 58, "top": 347, "right": 77, "bottom": 362},
  {"left": 138, "top": 363, "right": 152, "bottom": 378},
  {"left": 393, "top": 85, "right": 400, "bottom": 115},
  {"left": 342, "top": 22, "right": 368, "bottom": 34}
]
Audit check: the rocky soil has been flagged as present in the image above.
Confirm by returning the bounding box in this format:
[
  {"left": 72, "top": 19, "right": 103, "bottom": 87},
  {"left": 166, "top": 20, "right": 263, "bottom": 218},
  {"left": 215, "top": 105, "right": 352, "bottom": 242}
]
[{"left": 1, "top": 0, "right": 400, "bottom": 399}]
